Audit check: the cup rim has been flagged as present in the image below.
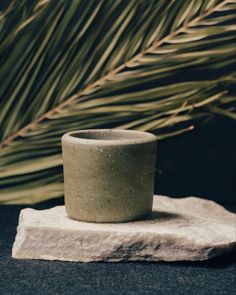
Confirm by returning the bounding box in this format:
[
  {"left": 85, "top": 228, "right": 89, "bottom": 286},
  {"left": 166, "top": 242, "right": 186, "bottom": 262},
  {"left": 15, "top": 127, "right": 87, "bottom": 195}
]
[{"left": 62, "top": 129, "right": 157, "bottom": 146}]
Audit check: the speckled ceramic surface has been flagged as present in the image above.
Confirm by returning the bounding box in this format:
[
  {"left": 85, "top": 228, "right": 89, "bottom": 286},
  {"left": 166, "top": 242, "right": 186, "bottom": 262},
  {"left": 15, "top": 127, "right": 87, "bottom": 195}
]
[{"left": 62, "top": 129, "right": 157, "bottom": 222}]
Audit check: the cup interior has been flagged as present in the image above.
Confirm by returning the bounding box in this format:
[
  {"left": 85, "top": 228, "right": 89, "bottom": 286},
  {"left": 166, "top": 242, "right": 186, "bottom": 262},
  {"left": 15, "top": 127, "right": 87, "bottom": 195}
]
[{"left": 68, "top": 129, "right": 156, "bottom": 143}]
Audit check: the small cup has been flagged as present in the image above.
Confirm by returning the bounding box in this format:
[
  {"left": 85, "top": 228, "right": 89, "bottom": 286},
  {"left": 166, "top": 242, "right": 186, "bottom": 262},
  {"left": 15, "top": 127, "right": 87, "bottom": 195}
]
[{"left": 62, "top": 129, "right": 157, "bottom": 223}]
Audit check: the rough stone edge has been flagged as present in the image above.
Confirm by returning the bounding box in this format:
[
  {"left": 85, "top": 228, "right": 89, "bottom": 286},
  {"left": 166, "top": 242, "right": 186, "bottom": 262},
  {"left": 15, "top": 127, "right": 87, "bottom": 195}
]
[{"left": 12, "top": 197, "right": 236, "bottom": 263}]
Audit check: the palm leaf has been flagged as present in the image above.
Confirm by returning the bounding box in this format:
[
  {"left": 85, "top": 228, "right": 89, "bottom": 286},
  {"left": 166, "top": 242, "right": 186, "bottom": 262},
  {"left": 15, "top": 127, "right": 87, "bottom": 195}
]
[{"left": 0, "top": 0, "right": 236, "bottom": 203}]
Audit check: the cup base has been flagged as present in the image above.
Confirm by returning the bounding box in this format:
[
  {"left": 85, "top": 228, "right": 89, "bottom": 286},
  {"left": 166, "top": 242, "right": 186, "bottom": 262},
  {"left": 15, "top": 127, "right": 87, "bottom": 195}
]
[{"left": 66, "top": 210, "right": 152, "bottom": 224}]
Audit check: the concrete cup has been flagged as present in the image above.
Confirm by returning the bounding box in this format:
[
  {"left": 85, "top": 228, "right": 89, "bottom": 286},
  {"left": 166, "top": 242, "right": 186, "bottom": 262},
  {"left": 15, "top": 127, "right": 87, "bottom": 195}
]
[{"left": 62, "top": 129, "right": 157, "bottom": 223}]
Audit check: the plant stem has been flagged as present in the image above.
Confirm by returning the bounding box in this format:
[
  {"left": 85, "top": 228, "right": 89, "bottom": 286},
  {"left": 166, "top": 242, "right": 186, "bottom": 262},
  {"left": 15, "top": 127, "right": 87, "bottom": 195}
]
[{"left": 0, "top": 0, "right": 229, "bottom": 149}]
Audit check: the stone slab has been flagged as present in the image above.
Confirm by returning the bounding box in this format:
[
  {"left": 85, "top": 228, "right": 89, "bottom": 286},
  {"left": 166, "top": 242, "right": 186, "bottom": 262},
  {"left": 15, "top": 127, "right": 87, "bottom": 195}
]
[{"left": 12, "top": 195, "right": 236, "bottom": 262}]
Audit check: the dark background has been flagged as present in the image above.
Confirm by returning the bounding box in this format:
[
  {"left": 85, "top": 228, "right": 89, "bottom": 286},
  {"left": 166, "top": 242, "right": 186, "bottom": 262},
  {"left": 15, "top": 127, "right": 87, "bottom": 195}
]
[{"left": 156, "top": 116, "right": 236, "bottom": 205}]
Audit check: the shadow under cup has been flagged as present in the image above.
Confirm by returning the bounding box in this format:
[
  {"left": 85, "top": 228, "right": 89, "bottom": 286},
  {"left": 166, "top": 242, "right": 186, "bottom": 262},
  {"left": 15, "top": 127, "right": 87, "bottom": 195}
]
[{"left": 62, "top": 129, "right": 157, "bottom": 223}]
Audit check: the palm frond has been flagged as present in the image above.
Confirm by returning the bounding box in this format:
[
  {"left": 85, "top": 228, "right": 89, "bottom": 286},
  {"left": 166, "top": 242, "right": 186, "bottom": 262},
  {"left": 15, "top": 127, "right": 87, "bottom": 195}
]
[{"left": 0, "top": 0, "right": 236, "bottom": 203}]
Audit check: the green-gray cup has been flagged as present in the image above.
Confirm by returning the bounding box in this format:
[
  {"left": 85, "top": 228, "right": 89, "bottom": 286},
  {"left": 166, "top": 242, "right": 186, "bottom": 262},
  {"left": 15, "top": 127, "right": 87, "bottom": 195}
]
[{"left": 62, "top": 129, "right": 157, "bottom": 223}]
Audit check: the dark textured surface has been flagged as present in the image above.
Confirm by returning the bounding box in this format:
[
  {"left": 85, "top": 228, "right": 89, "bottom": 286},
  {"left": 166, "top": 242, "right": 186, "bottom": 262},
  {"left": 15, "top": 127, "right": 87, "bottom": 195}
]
[{"left": 1, "top": 200, "right": 236, "bottom": 295}]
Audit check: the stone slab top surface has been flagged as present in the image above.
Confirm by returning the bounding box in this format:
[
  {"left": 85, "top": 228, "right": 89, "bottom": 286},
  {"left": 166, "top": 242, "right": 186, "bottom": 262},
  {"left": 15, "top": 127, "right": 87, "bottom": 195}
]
[{"left": 12, "top": 195, "right": 236, "bottom": 262}]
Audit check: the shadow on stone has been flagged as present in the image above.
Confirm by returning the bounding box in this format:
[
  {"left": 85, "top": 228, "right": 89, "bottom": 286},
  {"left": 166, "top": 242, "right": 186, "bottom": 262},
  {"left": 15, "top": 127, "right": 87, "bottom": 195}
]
[{"left": 141, "top": 210, "right": 185, "bottom": 223}]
